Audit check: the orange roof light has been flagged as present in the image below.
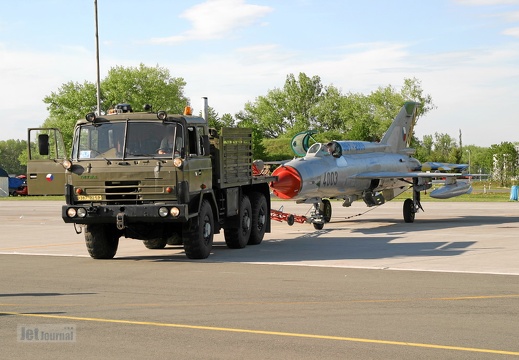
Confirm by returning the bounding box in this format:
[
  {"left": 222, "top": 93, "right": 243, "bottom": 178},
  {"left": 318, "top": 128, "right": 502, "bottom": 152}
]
[{"left": 183, "top": 106, "right": 193, "bottom": 116}]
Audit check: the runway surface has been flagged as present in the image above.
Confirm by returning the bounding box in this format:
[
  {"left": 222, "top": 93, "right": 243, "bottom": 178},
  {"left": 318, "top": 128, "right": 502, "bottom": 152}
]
[{"left": 1, "top": 200, "right": 518, "bottom": 359}]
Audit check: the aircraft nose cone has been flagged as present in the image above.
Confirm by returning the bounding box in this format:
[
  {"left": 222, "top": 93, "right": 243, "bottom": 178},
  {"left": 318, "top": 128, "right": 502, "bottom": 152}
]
[{"left": 270, "top": 166, "right": 302, "bottom": 199}]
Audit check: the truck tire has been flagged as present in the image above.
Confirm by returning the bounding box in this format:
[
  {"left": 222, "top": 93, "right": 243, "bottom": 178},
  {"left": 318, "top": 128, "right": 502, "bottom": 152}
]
[
  {"left": 224, "top": 195, "right": 252, "bottom": 249},
  {"left": 143, "top": 238, "right": 168, "bottom": 249},
  {"left": 183, "top": 200, "right": 214, "bottom": 259},
  {"left": 248, "top": 192, "right": 267, "bottom": 245},
  {"left": 85, "top": 224, "right": 119, "bottom": 259}
]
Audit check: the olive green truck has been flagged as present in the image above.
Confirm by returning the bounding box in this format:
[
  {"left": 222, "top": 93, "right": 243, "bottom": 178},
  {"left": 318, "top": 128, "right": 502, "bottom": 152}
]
[{"left": 27, "top": 98, "right": 275, "bottom": 259}]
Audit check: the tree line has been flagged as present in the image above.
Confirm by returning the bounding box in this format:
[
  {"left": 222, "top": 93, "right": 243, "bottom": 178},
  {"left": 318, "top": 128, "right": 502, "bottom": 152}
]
[{"left": 0, "top": 64, "right": 517, "bottom": 185}]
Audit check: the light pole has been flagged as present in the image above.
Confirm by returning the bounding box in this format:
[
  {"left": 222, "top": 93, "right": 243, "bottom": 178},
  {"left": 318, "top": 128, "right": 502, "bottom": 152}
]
[{"left": 94, "top": 0, "right": 101, "bottom": 115}]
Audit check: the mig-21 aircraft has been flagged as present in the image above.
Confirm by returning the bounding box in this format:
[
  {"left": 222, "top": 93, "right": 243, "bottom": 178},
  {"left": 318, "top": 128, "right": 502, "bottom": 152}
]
[{"left": 269, "top": 102, "right": 472, "bottom": 230}]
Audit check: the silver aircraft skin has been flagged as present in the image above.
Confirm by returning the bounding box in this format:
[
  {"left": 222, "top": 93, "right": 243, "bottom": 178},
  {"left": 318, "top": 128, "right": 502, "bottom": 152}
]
[{"left": 269, "top": 102, "right": 472, "bottom": 229}]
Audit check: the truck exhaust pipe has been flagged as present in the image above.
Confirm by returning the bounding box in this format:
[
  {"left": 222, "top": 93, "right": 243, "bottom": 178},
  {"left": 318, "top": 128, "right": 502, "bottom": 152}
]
[{"left": 202, "top": 97, "right": 208, "bottom": 122}]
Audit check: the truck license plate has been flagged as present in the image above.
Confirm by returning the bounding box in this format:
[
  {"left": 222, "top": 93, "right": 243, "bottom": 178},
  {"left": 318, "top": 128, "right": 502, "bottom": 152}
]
[{"left": 77, "top": 195, "right": 103, "bottom": 201}]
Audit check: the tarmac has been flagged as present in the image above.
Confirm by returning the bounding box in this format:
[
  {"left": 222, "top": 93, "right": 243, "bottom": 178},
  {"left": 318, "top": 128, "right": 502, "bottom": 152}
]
[{"left": 0, "top": 200, "right": 518, "bottom": 359}]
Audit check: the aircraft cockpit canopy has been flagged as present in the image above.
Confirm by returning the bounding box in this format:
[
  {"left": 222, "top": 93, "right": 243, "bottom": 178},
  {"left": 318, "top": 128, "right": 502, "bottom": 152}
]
[
  {"left": 306, "top": 143, "right": 327, "bottom": 157},
  {"left": 306, "top": 141, "right": 342, "bottom": 158}
]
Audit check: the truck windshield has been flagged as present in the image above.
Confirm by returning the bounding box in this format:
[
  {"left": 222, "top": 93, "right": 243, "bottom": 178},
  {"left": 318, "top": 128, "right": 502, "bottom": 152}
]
[{"left": 72, "top": 122, "right": 184, "bottom": 160}]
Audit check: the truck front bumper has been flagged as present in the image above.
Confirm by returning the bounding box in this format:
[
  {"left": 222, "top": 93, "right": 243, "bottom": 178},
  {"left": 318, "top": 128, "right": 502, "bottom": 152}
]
[{"left": 62, "top": 203, "right": 189, "bottom": 225}]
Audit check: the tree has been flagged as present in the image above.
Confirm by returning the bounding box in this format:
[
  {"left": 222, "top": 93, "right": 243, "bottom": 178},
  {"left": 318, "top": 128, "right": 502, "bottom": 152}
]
[
  {"left": 235, "top": 110, "right": 267, "bottom": 159},
  {"left": 102, "top": 64, "right": 187, "bottom": 113},
  {"left": 0, "top": 140, "right": 27, "bottom": 174},
  {"left": 201, "top": 107, "right": 235, "bottom": 131},
  {"left": 464, "top": 145, "right": 493, "bottom": 177},
  {"left": 414, "top": 134, "right": 433, "bottom": 162},
  {"left": 490, "top": 142, "right": 518, "bottom": 186},
  {"left": 43, "top": 81, "right": 97, "bottom": 151},
  {"left": 238, "top": 73, "right": 324, "bottom": 138},
  {"left": 240, "top": 74, "right": 434, "bottom": 142},
  {"left": 431, "top": 132, "right": 458, "bottom": 163},
  {"left": 284, "top": 73, "right": 324, "bottom": 134},
  {"left": 42, "top": 64, "right": 187, "bottom": 152},
  {"left": 343, "top": 93, "right": 380, "bottom": 141},
  {"left": 310, "top": 85, "right": 345, "bottom": 132}
]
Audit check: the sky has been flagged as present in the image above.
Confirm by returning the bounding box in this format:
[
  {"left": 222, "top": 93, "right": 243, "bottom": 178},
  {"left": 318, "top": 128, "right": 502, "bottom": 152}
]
[{"left": 1, "top": 0, "right": 519, "bottom": 147}]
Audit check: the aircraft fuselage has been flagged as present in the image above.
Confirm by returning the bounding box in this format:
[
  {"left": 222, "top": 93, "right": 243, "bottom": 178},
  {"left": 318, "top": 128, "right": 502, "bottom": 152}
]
[{"left": 271, "top": 141, "right": 420, "bottom": 203}]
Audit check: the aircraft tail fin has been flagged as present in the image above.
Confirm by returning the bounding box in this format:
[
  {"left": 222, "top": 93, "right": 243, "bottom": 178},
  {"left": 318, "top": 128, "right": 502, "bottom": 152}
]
[{"left": 380, "top": 102, "right": 419, "bottom": 153}]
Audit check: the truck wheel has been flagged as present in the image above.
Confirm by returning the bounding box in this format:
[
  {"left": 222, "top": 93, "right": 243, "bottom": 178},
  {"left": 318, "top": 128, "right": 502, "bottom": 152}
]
[
  {"left": 224, "top": 195, "right": 252, "bottom": 249},
  {"left": 248, "top": 192, "right": 267, "bottom": 245},
  {"left": 183, "top": 200, "right": 214, "bottom": 259},
  {"left": 85, "top": 224, "right": 119, "bottom": 259},
  {"left": 143, "top": 238, "right": 168, "bottom": 249}
]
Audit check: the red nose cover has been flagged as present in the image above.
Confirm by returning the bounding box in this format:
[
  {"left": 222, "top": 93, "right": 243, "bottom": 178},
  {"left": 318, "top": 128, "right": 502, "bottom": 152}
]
[{"left": 270, "top": 166, "right": 302, "bottom": 199}]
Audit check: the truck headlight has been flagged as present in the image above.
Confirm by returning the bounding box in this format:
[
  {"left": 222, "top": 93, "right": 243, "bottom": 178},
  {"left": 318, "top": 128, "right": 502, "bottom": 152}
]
[
  {"left": 170, "top": 207, "right": 180, "bottom": 217},
  {"left": 173, "top": 158, "right": 183, "bottom": 168},
  {"left": 62, "top": 159, "right": 72, "bottom": 170},
  {"left": 77, "top": 207, "right": 87, "bottom": 218},
  {"left": 66, "top": 208, "right": 77, "bottom": 218},
  {"left": 158, "top": 207, "right": 169, "bottom": 217}
]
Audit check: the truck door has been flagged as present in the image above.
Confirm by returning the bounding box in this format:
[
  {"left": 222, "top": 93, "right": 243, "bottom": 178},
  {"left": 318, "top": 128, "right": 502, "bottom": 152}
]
[
  {"left": 26, "top": 128, "right": 67, "bottom": 196},
  {"left": 184, "top": 126, "right": 212, "bottom": 194}
]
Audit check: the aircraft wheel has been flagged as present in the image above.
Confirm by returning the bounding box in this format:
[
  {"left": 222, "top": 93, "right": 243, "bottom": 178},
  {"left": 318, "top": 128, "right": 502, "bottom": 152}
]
[
  {"left": 143, "top": 238, "right": 167, "bottom": 249},
  {"left": 248, "top": 192, "right": 267, "bottom": 245},
  {"left": 403, "top": 198, "right": 415, "bottom": 223},
  {"left": 313, "top": 222, "right": 324, "bottom": 230},
  {"left": 85, "top": 224, "right": 119, "bottom": 259},
  {"left": 224, "top": 195, "right": 252, "bottom": 249},
  {"left": 320, "top": 199, "right": 332, "bottom": 223},
  {"left": 287, "top": 214, "right": 295, "bottom": 226},
  {"left": 183, "top": 200, "right": 214, "bottom": 259}
]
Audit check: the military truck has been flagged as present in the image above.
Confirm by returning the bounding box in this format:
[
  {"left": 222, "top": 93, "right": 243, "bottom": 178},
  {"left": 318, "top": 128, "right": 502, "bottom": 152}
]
[{"left": 27, "top": 98, "right": 275, "bottom": 259}]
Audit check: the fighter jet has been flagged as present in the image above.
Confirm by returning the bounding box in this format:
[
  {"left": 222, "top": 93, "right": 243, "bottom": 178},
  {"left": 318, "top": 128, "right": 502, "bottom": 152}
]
[{"left": 269, "top": 102, "right": 472, "bottom": 229}]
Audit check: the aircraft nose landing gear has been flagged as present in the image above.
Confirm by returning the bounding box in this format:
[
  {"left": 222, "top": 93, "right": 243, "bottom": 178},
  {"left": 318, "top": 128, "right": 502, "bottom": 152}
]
[{"left": 310, "top": 199, "right": 332, "bottom": 230}]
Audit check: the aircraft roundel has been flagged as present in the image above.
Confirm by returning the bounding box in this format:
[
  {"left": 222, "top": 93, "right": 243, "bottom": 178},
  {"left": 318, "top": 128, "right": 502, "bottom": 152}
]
[{"left": 46, "top": 173, "right": 54, "bottom": 182}]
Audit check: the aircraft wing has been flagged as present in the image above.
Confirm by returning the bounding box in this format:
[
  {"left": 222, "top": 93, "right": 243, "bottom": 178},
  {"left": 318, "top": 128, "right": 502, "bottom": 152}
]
[
  {"left": 416, "top": 162, "right": 469, "bottom": 172},
  {"left": 352, "top": 171, "right": 472, "bottom": 199}
]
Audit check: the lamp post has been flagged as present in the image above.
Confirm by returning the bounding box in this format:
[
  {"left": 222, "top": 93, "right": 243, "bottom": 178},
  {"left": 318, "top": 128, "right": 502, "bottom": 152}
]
[{"left": 94, "top": 0, "right": 101, "bottom": 115}]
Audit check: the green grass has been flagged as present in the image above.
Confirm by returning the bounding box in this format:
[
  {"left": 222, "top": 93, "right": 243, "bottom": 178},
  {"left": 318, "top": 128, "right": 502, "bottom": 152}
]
[
  {"left": 395, "top": 191, "right": 511, "bottom": 202},
  {"left": 395, "top": 183, "right": 512, "bottom": 202},
  {"left": 0, "top": 195, "right": 65, "bottom": 201}
]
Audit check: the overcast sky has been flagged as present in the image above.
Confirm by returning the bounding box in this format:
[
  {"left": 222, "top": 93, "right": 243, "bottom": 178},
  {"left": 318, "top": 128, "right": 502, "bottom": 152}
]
[{"left": 1, "top": 0, "right": 519, "bottom": 147}]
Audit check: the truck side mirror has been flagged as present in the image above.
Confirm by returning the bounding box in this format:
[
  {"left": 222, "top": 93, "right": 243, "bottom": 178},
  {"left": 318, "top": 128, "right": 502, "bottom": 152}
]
[{"left": 38, "top": 134, "right": 50, "bottom": 156}]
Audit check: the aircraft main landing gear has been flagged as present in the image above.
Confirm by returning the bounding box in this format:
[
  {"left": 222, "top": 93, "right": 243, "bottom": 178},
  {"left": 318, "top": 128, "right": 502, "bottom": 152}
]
[{"left": 404, "top": 178, "right": 425, "bottom": 223}]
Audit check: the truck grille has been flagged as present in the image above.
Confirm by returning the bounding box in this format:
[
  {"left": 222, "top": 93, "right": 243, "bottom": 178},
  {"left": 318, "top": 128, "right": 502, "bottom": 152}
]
[{"left": 105, "top": 181, "right": 139, "bottom": 202}]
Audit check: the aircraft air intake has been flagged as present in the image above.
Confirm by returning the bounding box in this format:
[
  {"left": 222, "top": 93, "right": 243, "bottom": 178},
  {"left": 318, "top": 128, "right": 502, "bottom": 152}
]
[{"left": 270, "top": 166, "right": 302, "bottom": 199}]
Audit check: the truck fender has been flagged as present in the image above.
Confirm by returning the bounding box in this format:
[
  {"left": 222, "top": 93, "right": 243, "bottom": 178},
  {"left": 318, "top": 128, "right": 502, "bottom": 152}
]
[{"left": 190, "top": 190, "right": 220, "bottom": 233}]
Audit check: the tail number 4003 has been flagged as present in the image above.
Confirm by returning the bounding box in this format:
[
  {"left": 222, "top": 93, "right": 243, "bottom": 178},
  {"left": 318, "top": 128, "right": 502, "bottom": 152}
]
[{"left": 322, "top": 171, "right": 338, "bottom": 186}]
